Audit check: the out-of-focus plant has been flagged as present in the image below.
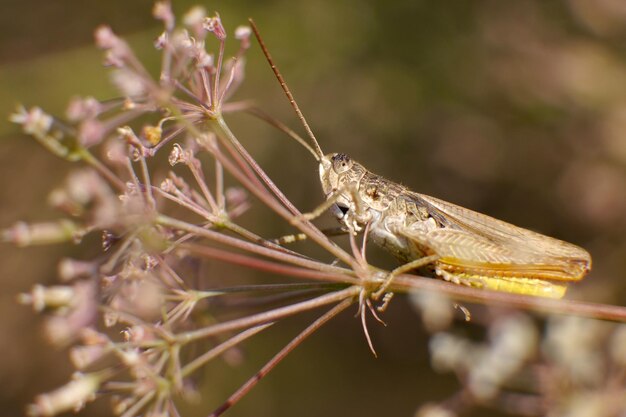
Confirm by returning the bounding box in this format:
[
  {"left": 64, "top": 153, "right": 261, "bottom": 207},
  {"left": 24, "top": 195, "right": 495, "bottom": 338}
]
[{"left": 5, "top": 2, "right": 626, "bottom": 417}]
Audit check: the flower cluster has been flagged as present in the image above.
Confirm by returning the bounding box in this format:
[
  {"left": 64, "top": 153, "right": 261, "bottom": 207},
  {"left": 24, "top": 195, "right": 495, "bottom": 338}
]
[{"left": 7, "top": 3, "right": 382, "bottom": 416}]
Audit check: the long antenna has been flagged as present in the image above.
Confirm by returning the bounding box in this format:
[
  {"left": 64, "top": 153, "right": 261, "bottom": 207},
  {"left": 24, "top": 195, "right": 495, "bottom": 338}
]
[{"left": 248, "top": 19, "right": 324, "bottom": 161}]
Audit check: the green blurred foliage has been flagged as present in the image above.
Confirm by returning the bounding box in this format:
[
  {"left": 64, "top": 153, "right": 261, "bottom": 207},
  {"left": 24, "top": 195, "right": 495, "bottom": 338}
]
[{"left": 1, "top": 1, "right": 626, "bottom": 416}]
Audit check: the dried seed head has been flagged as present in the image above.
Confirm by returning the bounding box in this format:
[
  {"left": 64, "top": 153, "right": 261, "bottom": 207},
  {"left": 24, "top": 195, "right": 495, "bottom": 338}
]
[
  {"left": 153, "top": 1, "right": 175, "bottom": 31},
  {"left": 78, "top": 119, "right": 106, "bottom": 147},
  {"left": 169, "top": 143, "right": 188, "bottom": 165},
  {"left": 27, "top": 372, "right": 101, "bottom": 417},
  {"left": 142, "top": 124, "right": 162, "bottom": 145},
  {"left": 58, "top": 258, "right": 97, "bottom": 282},
  {"left": 154, "top": 31, "right": 167, "bottom": 50},
  {"left": 66, "top": 96, "right": 102, "bottom": 122},
  {"left": 94, "top": 25, "right": 121, "bottom": 50},
  {"left": 234, "top": 25, "right": 252, "bottom": 49},
  {"left": 102, "top": 230, "right": 118, "bottom": 251},
  {"left": 18, "top": 284, "right": 76, "bottom": 312},
  {"left": 10, "top": 106, "right": 53, "bottom": 136},
  {"left": 183, "top": 5, "right": 207, "bottom": 30},
  {"left": 203, "top": 14, "right": 227, "bottom": 40},
  {"left": 3, "top": 220, "right": 79, "bottom": 247},
  {"left": 195, "top": 48, "right": 214, "bottom": 68}
]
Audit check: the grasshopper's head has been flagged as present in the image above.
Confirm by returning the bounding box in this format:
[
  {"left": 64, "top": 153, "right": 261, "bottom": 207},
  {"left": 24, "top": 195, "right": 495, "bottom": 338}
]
[
  {"left": 319, "top": 153, "right": 354, "bottom": 195},
  {"left": 319, "top": 153, "right": 352, "bottom": 219},
  {"left": 319, "top": 152, "right": 369, "bottom": 219}
]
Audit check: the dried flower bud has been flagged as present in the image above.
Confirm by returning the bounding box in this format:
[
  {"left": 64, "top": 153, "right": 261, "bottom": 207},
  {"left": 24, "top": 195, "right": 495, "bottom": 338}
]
[
  {"left": 94, "top": 25, "right": 121, "bottom": 50},
  {"left": 66, "top": 96, "right": 102, "bottom": 122},
  {"left": 27, "top": 373, "right": 101, "bottom": 417},
  {"left": 203, "top": 14, "right": 227, "bottom": 40},
  {"left": 18, "top": 284, "right": 75, "bottom": 312},
  {"left": 183, "top": 6, "right": 207, "bottom": 30},
  {"left": 58, "top": 258, "right": 96, "bottom": 282},
  {"left": 154, "top": 31, "right": 168, "bottom": 50},
  {"left": 117, "top": 125, "right": 140, "bottom": 144},
  {"left": 122, "top": 325, "right": 155, "bottom": 343},
  {"left": 102, "top": 230, "right": 119, "bottom": 251},
  {"left": 234, "top": 25, "right": 251, "bottom": 49},
  {"left": 40, "top": 281, "right": 97, "bottom": 346},
  {"left": 153, "top": 1, "right": 174, "bottom": 31},
  {"left": 10, "top": 105, "right": 53, "bottom": 137},
  {"left": 3, "top": 220, "right": 79, "bottom": 247},
  {"left": 196, "top": 49, "right": 214, "bottom": 68},
  {"left": 142, "top": 124, "right": 162, "bottom": 145},
  {"left": 169, "top": 143, "right": 188, "bottom": 165},
  {"left": 159, "top": 178, "right": 176, "bottom": 193},
  {"left": 171, "top": 29, "right": 194, "bottom": 52},
  {"left": 48, "top": 188, "right": 83, "bottom": 216},
  {"left": 122, "top": 97, "right": 136, "bottom": 110},
  {"left": 78, "top": 119, "right": 106, "bottom": 147}
]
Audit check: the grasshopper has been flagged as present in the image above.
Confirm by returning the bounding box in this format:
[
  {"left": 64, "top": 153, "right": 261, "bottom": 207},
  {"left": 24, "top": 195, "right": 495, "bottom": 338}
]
[{"left": 249, "top": 22, "right": 591, "bottom": 299}]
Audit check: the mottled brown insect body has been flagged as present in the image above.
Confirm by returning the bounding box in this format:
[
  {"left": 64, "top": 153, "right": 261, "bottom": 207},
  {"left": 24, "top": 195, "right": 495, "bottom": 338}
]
[{"left": 320, "top": 153, "right": 591, "bottom": 298}]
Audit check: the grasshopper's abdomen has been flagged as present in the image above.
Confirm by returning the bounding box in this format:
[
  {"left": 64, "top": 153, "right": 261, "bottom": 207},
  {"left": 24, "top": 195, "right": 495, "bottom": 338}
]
[{"left": 437, "top": 268, "right": 568, "bottom": 298}]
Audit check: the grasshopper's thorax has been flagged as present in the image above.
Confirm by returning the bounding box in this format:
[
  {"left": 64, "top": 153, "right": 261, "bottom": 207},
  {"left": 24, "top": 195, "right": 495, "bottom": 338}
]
[
  {"left": 319, "top": 152, "right": 432, "bottom": 262},
  {"left": 319, "top": 153, "right": 407, "bottom": 213}
]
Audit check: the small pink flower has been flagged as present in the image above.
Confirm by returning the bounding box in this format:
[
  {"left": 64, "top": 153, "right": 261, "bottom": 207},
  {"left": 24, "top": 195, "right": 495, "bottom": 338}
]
[{"left": 203, "top": 14, "right": 227, "bottom": 40}]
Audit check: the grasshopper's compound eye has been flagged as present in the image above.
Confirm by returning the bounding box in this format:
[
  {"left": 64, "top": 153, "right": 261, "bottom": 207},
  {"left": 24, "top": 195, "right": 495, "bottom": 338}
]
[{"left": 331, "top": 153, "right": 353, "bottom": 174}]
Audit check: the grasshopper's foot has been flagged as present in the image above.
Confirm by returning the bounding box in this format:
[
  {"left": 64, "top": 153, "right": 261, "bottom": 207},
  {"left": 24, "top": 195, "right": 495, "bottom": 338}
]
[{"left": 376, "top": 292, "right": 394, "bottom": 312}]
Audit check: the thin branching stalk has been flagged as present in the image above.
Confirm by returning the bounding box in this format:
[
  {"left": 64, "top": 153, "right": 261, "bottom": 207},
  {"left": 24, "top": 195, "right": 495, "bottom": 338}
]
[{"left": 208, "top": 297, "right": 354, "bottom": 417}]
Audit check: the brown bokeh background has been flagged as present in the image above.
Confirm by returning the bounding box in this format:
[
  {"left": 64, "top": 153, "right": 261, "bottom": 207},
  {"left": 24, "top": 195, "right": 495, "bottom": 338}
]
[{"left": 2, "top": 1, "right": 626, "bottom": 416}]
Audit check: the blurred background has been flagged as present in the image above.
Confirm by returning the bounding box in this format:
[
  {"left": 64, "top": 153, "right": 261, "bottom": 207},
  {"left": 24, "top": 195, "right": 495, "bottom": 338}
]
[{"left": 2, "top": 0, "right": 626, "bottom": 416}]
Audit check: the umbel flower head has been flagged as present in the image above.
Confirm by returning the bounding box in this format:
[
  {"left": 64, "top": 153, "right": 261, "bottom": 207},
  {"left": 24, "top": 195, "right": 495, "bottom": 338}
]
[{"left": 8, "top": 3, "right": 368, "bottom": 416}]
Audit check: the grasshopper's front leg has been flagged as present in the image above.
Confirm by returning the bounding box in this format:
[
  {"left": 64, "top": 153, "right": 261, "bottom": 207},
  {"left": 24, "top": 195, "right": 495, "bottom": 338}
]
[{"left": 292, "top": 183, "right": 372, "bottom": 234}]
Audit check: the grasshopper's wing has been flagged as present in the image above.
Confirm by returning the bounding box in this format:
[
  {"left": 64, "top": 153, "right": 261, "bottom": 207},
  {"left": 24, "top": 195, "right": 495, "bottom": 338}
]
[{"left": 398, "top": 193, "right": 591, "bottom": 283}]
